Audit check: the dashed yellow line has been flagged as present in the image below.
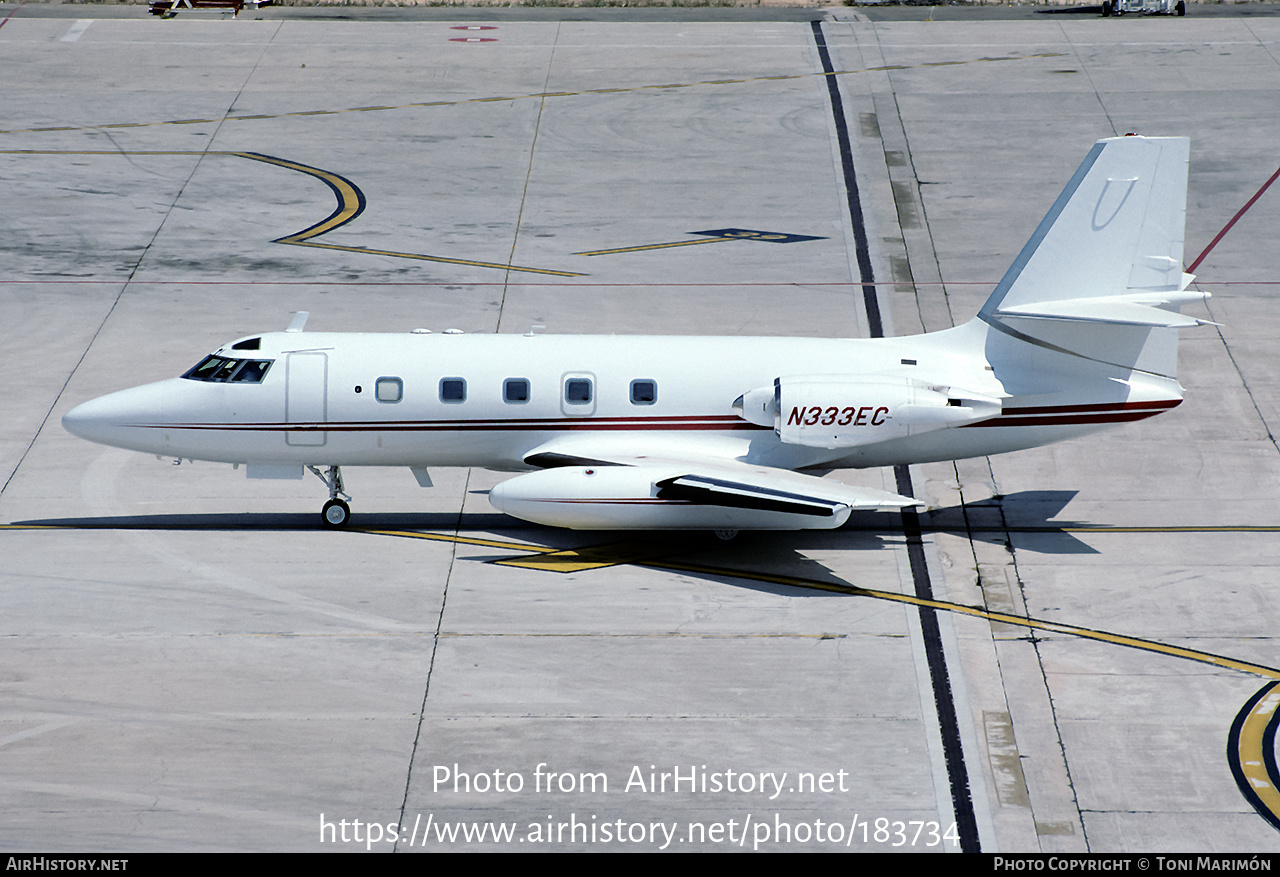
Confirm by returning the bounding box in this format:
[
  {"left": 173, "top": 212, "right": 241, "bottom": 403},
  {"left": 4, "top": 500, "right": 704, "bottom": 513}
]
[{"left": 0, "top": 53, "right": 1065, "bottom": 137}]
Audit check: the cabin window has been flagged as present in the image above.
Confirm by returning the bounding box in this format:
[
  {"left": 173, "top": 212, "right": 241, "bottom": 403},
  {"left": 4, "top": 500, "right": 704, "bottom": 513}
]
[
  {"left": 440, "top": 377, "right": 466, "bottom": 404},
  {"left": 182, "top": 355, "right": 273, "bottom": 384},
  {"left": 630, "top": 379, "right": 657, "bottom": 405},
  {"left": 375, "top": 377, "right": 403, "bottom": 403},
  {"left": 564, "top": 378, "right": 592, "bottom": 405},
  {"left": 504, "top": 378, "right": 530, "bottom": 404}
]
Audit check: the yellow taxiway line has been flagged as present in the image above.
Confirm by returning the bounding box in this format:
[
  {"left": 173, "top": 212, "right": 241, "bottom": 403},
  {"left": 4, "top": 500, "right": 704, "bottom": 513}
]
[
  {"left": 0, "top": 53, "right": 1065, "bottom": 138},
  {"left": 0, "top": 149, "right": 583, "bottom": 277},
  {"left": 1229, "top": 682, "right": 1280, "bottom": 832},
  {"left": 366, "top": 526, "right": 1280, "bottom": 679},
  {"left": 7, "top": 518, "right": 1280, "bottom": 826}
]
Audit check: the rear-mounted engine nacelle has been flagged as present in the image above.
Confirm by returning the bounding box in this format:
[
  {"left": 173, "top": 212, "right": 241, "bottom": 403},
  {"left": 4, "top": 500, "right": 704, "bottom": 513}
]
[{"left": 734, "top": 375, "right": 1001, "bottom": 449}]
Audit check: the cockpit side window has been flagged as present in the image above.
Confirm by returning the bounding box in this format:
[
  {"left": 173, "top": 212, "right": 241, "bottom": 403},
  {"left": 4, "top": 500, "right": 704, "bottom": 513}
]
[
  {"left": 182, "top": 355, "right": 273, "bottom": 384},
  {"left": 231, "top": 360, "right": 272, "bottom": 383},
  {"left": 183, "top": 355, "right": 229, "bottom": 381},
  {"left": 212, "top": 359, "right": 239, "bottom": 382}
]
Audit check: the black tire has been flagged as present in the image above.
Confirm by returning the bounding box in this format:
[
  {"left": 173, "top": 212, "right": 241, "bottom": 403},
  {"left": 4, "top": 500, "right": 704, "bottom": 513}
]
[
  {"left": 1175, "top": 1, "right": 1185, "bottom": 14},
  {"left": 322, "top": 499, "right": 351, "bottom": 528}
]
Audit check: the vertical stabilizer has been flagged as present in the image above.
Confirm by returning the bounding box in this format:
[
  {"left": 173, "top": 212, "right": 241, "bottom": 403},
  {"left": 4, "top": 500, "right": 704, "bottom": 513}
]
[{"left": 976, "top": 136, "right": 1207, "bottom": 379}]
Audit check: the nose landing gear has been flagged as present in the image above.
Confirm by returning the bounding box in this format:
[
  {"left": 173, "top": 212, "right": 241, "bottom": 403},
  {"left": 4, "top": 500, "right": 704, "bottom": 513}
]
[
  {"left": 322, "top": 498, "right": 350, "bottom": 527},
  {"left": 309, "top": 465, "right": 351, "bottom": 528}
]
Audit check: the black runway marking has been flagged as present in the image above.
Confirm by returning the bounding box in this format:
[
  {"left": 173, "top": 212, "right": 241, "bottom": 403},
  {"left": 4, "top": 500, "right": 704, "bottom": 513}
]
[{"left": 812, "top": 19, "right": 981, "bottom": 853}]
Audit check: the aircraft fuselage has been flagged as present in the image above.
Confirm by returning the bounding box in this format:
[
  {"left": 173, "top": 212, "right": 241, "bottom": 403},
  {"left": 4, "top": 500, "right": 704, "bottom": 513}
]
[{"left": 63, "top": 325, "right": 1180, "bottom": 475}]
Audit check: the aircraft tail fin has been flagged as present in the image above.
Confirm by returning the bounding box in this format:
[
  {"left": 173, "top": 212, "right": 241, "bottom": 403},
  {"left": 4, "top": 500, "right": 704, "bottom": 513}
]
[{"left": 976, "top": 135, "right": 1209, "bottom": 379}]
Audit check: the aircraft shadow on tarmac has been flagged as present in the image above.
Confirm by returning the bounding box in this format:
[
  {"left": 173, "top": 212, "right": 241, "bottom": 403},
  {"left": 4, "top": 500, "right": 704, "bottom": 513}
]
[
  {"left": 920, "top": 489, "right": 1100, "bottom": 556},
  {"left": 15, "top": 489, "right": 1096, "bottom": 600}
]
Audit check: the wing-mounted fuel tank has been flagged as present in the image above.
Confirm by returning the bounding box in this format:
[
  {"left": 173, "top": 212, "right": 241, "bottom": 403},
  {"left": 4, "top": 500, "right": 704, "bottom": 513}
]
[
  {"left": 488, "top": 462, "right": 919, "bottom": 531},
  {"left": 733, "top": 375, "right": 1002, "bottom": 450}
]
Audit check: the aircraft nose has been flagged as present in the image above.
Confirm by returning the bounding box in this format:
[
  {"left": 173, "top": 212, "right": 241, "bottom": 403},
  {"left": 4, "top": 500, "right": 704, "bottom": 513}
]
[
  {"left": 63, "top": 393, "right": 129, "bottom": 445},
  {"left": 62, "top": 383, "right": 170, "bottom": 450}
]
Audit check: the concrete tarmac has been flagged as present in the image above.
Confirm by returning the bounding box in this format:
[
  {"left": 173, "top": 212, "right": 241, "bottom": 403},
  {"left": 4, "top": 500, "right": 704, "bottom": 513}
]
[{"left": 2, "top": 4, "right": 1279, "bottom": 853}]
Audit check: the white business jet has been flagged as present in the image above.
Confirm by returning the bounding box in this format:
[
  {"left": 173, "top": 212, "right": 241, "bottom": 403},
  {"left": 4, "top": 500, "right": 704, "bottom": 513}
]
[{"left": 63, "top": 136, "right": 1208, "bottom": 533}]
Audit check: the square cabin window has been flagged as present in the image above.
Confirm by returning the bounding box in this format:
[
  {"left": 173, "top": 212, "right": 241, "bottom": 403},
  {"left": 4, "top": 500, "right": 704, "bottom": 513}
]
[
  {"left": 375, "top": 377, "right": 403, "bottom": 403},
  {"left": 630, "top": 379, "right": 657, "bottom": 405},
  {"left": 504, "top": 378, "right": 530, "bottom": 404},
  {"left": 440, "top": 377, "right": 466, "bottom": 403},
  {"left": 564, "top": 378, "right": 592, "bottom": 405}
]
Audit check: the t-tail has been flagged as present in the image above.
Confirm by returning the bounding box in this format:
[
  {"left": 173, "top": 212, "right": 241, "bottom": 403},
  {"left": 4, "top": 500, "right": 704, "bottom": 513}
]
[{"left": 959, "top": 134, "right": 1209, "bottom": 434}]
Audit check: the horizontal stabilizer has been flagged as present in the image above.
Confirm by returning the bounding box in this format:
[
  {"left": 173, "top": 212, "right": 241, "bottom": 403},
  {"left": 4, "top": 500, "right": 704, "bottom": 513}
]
[{"left": 996, "top": 289, "right": 1212, "bottom": 328}]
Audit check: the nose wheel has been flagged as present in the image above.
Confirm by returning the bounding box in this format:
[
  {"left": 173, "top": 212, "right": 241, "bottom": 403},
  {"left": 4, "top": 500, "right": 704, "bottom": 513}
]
[
  {"left": 308, "top": 465, "right": 352, "bottom": 528},
  {"left": 322, "top": 498, "right": 351, "bottom": 528}
]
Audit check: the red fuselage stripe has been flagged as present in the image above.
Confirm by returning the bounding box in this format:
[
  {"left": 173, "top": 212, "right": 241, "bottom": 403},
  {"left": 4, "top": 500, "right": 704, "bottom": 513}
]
[
  {"left": 1000, "top": 399, "right": 1180, "bottom": 416},
  {"left": 125, "top": 399, "right": 1181, "bottom": 432}
]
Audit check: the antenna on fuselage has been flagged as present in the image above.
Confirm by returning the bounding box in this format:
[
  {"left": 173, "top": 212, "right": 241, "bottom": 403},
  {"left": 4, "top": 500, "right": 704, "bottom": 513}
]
[{"left": 285, "top": 311, "right": 310, "bottom": 333}]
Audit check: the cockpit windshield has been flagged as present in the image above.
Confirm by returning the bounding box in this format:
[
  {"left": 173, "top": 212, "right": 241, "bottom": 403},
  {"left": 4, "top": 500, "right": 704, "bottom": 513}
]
[{"left": 182, "top": 355, "right": 274, "bottom": 384}]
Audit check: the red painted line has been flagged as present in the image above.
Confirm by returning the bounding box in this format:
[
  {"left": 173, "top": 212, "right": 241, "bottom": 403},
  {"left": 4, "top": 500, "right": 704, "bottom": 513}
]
[
  {"left": 961, "top": 399, "right": 1180, "bottom": 428},
  {"left": 148, "top": 424, "right": 769, "bottom": 433},
  {"left": 122, "top": 401, "right": 1181, "bottom": 434},
  {"left": 0, "top": 2, "right": 26, "bottom": 29},
  {"left": 971, "top": 411, "right": 1163, "bottom": 428},
  {"left": 129, "top": 418, "right": 769, "bottom": 434},
  {"left": 136, "top": 413, "right": 745, "bottom": 427},
  {"left": 1001, "top": 399, "right": 1180, "bottom": 416},
  {"left": 0, "top": 279, "right": 1012, "bottom": 288},
  {"left": 1188, "top": 164, "right": 1280, "bottom": 274}
]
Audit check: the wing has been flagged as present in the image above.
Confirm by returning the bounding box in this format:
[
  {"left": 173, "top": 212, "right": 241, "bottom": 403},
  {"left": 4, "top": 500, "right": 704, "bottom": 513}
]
[
  {"left": 651, "top": 467, "right": 919, "bottom": 517},
  {"left": 488, "top": 447, "right": 920, "bottom": 531}
]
